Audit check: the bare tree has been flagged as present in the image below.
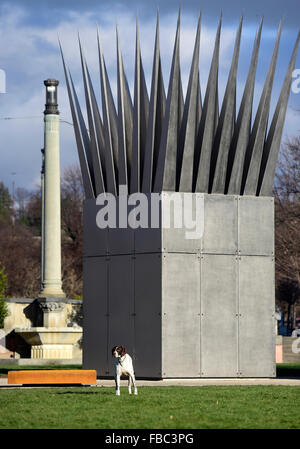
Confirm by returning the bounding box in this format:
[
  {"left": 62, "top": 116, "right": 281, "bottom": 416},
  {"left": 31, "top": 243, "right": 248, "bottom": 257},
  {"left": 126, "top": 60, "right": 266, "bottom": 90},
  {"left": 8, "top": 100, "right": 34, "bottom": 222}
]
[{"left": 275, "top": 137, "right": 300, "bottom": 331}]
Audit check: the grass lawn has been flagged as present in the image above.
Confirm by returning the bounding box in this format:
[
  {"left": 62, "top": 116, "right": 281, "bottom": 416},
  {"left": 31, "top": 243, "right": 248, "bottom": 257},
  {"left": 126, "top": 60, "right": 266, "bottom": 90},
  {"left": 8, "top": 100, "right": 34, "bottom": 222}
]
[
  {"left": 0, "top": 386, "right": 299, "bottom": 429},
  {"left": 1, "top": 362, "right": 300, "bottom": 377},
  {"left": 0, "top": 365, "right": 82, "bottom": 377}
]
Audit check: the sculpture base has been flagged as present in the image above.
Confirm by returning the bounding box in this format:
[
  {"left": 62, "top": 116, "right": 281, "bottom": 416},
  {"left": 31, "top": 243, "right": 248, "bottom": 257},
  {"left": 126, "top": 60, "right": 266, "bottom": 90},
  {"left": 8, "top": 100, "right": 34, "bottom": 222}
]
[{"left": 82, "top": 193, "right": 276, "bottom": 378}]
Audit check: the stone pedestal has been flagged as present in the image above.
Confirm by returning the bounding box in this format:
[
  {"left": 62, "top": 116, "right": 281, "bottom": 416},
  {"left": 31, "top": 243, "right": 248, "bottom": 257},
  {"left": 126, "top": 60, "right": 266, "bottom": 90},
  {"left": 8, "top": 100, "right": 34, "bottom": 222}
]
[
  {"left": 38, "top": 298, "right": 66, "bottom": 328},
  {"left": 15, "top": 298, "right": 82, "bottom": 360}
]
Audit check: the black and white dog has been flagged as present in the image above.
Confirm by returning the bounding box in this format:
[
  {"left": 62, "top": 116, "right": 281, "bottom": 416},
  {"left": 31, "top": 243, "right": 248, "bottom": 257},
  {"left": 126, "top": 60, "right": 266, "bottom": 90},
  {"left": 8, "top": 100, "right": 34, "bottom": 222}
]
[{"left": 112, "top": 346, "right": 138, "bottom": 396}]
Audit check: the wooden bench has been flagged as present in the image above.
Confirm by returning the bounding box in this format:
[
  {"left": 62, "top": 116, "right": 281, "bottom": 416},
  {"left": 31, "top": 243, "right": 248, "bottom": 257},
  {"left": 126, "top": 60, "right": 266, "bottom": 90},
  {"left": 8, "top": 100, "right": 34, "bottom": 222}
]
[{"left": 8, "top": 370, "right": 97, "bottom": 385}]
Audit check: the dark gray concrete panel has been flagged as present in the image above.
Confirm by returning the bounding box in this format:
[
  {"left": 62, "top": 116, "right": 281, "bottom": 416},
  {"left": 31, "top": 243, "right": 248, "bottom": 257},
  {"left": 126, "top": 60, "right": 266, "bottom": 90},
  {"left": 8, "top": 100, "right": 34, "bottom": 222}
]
[
  {"left": 134, "top": 253, "right": 162, "bottom": 377},
  {"left": 83, "top": 199, "right": 108, "bottom": 257},
  {"left": 134, "top": 228, "right": 162, "bottom": 254},
  {"left": 83, "top": 256, "right": 108, "bottom": 377},
  {"left": 162, "top": 253, "right": 200, "bottom": 377},
  {"left": 107, "top": 256, "right": 134, "bottom": 376},
  {"left": 238, "top": 196, "right": 274, "bottom": 256},
  {"left": 107, "top": 197, "right": 134, "bottom": 255},
  {"left": 200, "top": 255, "right": 238, "bottom": 377},
  {"left": 134, "top": 193, "right": 162, "bottom": 254},
  {"left": 202, "top": 194, "right": 238, "bottom": 255},
  {"left": 238, "top": 256, "right": 275, "bottom": 377}
]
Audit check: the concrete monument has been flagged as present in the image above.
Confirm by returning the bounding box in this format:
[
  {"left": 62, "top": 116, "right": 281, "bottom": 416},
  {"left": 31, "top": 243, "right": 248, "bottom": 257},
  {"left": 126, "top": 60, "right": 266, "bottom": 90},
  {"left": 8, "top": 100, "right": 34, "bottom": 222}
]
[{"left": 60, "top": 13, "right": 300, "bottom": 377}]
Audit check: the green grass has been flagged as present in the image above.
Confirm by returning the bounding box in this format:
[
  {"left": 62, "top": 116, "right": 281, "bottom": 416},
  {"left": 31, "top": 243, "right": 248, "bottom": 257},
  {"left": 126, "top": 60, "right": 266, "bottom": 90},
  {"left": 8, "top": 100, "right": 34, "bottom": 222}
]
[
  {"left": 1, "top": 363, "right": 299, "bottom": 377},
  {"left": 0, "top": 386, "right": 299, "bottom": 429},
  {"left": 276, "top": 363, "right": 300, "bottom": 378}
]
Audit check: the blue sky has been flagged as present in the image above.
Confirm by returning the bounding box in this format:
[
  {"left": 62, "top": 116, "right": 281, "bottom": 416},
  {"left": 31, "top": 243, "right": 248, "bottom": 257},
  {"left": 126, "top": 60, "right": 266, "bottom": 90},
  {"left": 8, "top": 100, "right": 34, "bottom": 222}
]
[{"left": 0, "top": 0, "right": 299, "bottom": 193}]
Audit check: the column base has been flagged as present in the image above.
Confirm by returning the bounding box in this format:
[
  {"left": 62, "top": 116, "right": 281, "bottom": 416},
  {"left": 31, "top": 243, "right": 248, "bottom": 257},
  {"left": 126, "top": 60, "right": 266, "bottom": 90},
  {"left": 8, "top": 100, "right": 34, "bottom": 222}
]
[
  {"left": 31, "top": 344, "right": 73, "bottom": 359},
  {"left": 38, "top": 290, "right": 66, "bottom": 300}
]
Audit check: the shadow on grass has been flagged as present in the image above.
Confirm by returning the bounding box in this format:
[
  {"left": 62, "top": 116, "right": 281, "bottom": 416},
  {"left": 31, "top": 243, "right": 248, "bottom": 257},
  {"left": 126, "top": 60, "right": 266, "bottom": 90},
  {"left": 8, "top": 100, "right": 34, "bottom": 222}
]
[
  {"left": 0, "top": 365, "right": 82, "bottom": 376},
  {"left": 55, "top": 390, "right": 101, "bottom": 395},
  {"left": 276, "top": 363, "right": 300, "bottom": 378}
]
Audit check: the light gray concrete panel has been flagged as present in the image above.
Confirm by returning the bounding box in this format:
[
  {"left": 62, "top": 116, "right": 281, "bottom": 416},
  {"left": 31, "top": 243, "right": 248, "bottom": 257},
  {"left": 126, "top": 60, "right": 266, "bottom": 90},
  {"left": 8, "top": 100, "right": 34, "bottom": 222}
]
[
  {"left": 83, "top": 199, "right": 108, "bottom": 257},
  {"left": 238, "top": 196, "right": 274, "bottom": 256},
  {"left": 161, "top": 192, "right": 203, "bottom": 253},
  {"left": 83, "top": 256, "right": 108, "bottom": 377},
  {"left": 162, "top": 253, "right": 200, "bottom": 377},
  {"left": 238, "top": 256, "right": 275, "bottom": 377},
  {"left": 200, "top": 255, "right": 238, "bottom": 377},
  {"left": 202, "top": 194, "right": 238, "bottom": 255},
  {"left": 134, "top": 254, "right": 162, "bottom": 377},
  {"left": 107, "top": 256, "right": 134, "bottom": 376}
]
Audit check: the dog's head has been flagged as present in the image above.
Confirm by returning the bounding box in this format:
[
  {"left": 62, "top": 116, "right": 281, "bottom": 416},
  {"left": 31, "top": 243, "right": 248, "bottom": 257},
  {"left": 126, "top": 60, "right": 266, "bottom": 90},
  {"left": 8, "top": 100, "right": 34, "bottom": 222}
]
[{"left": 112, "top": 346, "right": 127, "bottom": 358}]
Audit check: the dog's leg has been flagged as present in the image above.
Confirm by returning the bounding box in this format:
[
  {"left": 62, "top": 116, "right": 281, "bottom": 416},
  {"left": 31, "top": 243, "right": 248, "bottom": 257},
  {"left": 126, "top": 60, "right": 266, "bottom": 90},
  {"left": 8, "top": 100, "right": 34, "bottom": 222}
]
[
  {"left": 131, "top": 373, "right": 138, "bottom": 395},
  {"left": 128, "top": 376, "right": 132, "bottom": 395},
  {"left": 115, "top": 374, "right": 120, "bottom": 396}
]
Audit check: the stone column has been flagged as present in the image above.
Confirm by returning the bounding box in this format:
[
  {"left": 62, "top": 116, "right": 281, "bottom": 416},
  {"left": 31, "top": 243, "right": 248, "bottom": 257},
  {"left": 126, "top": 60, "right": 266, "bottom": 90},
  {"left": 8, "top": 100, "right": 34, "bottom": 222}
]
[
  {"left": 40, "top": 148, "right": 45, "bottom": 290},
  {"left": 39, "top": 79, "right": 65, "bottom": 299}
]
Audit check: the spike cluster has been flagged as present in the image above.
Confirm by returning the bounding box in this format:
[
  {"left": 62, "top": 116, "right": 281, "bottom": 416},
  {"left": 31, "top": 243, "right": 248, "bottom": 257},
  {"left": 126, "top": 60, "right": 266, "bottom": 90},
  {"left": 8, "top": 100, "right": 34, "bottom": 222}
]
[{"left": 60, "top": 14, "right": 300, "bottom": 199}]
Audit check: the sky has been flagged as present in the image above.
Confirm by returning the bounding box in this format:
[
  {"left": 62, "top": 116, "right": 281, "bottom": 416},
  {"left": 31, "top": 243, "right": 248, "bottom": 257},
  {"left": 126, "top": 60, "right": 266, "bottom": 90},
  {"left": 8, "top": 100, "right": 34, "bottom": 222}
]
[{"left": 0, "top": 0, "right": 299, "bottom": 194}]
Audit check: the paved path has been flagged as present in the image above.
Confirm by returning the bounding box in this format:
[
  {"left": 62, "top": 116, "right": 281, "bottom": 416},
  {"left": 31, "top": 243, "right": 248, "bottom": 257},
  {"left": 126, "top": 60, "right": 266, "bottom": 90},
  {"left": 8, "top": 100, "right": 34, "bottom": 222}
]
[{"left": 1, "top": 377, "right": 300, "bottom": 388}]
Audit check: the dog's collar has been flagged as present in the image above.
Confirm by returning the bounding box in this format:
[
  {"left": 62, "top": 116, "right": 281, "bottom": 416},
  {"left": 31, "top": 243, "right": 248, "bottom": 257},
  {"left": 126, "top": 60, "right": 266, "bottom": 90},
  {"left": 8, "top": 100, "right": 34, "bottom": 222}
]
[{"left": 119, "top": 354, "right": 126, "bottom": 366}]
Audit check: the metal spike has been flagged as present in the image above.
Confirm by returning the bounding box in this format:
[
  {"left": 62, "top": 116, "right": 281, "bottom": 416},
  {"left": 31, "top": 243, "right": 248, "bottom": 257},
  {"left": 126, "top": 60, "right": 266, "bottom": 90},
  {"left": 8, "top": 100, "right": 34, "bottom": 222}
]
[
  {"left": 86, "top": 67, "right": 107, "bottom": 190},
  {"left": 154, "top": 10, "right": 182, "bottom": 192},
  {"left": 226, "top": 18, "right": 263, "bottom": 195},
  {"left": 210, "top": 16, "right": 243, "bottom": 193},
  {"left": 131, "top": 18, "right": 149, "bottom": 193},
  {"left": 178, "top": 13, "right": 202, "bottom": 192},
  {"left": 177, "top": 62, "right": 185, "bottom": 186},
  {"left": 142, "top": 12, "right": 166, "bottom": 193},
  {"left": 59, "top": 40, "right": 95, "bottom": 199},
  {"left": 78, "top": 35, "right": 106, "bottom": 195},
  {"left": 116, "top": 26, "right": 133, "bottom": 193},
  {"left": 194, "top": 15, "right": 222, "bottom": 193},
  {"left": 258, "top": 31, "right": 300, "bottom": 196},
  {"left": 242, "top": 21, "right": 282, "bottom": 195},
  {"left": 97, "top": 28, "right": 118, "bottom": 195}
]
